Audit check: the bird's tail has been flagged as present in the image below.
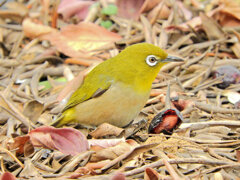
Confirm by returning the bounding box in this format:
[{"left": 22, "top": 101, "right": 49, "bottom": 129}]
[
  {"left": 50, "top": 114, "right": 65, "bottom": 127},
  {"left": 50, "top": 108, "right": 75, "bottom": 127}
]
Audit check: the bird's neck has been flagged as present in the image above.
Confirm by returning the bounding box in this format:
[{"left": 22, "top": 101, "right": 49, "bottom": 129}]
[{"left": 115, "top": 67, "right": 159, "bottom": 94}]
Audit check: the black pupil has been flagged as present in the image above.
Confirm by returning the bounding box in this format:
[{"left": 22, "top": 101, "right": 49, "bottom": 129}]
[{"left": 150, "top": 57, "right": 156, "bottom": 62}]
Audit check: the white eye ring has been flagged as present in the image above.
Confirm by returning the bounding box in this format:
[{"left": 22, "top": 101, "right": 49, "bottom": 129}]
[{"left": 146, "top": 55, "right": 158, "bottom": 66}]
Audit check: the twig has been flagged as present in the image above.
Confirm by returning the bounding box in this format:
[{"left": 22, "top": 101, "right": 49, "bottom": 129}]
[
  {"left": 65, "top": 58, "right": 102, "bottom": 66},
  {"left": 180, "top": 120, "right": 240, "bottom": 130},
  {"left": 30, "top": 62, "right": 48, "bottom": 101},
  {"left": 23, "top": 56, "right": 64, "bottom": 65},
  {"left": 0, "top": 156, "right": 5, "bottom": 173},
  {"left": 46, "top": 151, "right": 94, "bottom": 177},
  {"left": 163, "top": 159, "right": 182, "bottom": 180},
  {"left": 150, "top": 0, "right": 165, "bottom": 24},
  {"left": 0, "top": 93, "right": 35, "bottom": 128},
  {"left": 0, "top": 147, "right": 24, "bottom": 169},
  {"left": 99, "top": 144, "right": 159, "bottom": 173},
  {"left": 18, "top": 66, "right": 81, "bottom": 80},
  {"left": 0, "top": 24, "right": 22, "bottom": 31},
  {"left": 165, "top": 83, "right": 171, "bottom": 109},
  {"left": 123, "top": 158, "right": 240, "bottom": 177},
  {"left": 189, "top": 164, "right": 240, "bottom": 178},
  {"left": 195, "top": 101, "right": 240, "bottom": 114},
  {"left": 206, "top": 148, "right": 234, "bottom": 162},
  {"left": 140, "top": 15, "right": 152, "bottom": 44}
]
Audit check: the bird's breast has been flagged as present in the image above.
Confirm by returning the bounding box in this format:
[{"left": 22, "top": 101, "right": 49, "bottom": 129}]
[{"left": 74, "top": 82, "right": 150, "bottom": 127}]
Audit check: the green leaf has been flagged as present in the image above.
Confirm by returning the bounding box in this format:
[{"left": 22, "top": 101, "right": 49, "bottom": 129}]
[
  {"left": 100, "top": 20, "right": 113, "bottom": 29},
  {"left": 101, "top": 4, "right": 117, "bottom": 15},
  {"left": 39, "top": 77, "right": 67, "bottom": 91}
]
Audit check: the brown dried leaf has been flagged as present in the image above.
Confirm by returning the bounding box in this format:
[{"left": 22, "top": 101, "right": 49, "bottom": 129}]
[
  {"left": 19, "top": 159, "right": 41, "bottom": 178},
  {"left": 100, "top": 143, "right": 158, "bottom": 173},
  {"left": 147, "top": 3, "right": 170, "bottom": 21},
  {"left": 167, "top": 7, "right": 221, "bottom": 31},
  {"left": 91, "top": 142, "right": 132, "bottom": 161},
  {"left": 23, "top": 100, "right": 44, "bottom": 123},
  {"left": 0, "top": 10, "right": 24, "bottom": 22},
  {"left": 200, "top": 13, "right": 225, "bottom": 40},
  {"left": 23, "top": 18, "right": 57, "bottom": 39},
  {"left": 214, "top": 0, "right": 240, "bottom": 27},
  {"left": 89, "top": 138, "right": 126, "bottom": 149},
  {"left": 5, "top": 1, "right": 28, "bottom": 16},
  {"left": 139, "top": 0, "right": 162, "bottom": 13},
  {"left": 236, "top": 150, "right": 240, "bottom": 162},
  {"left": 8, "top": 135, "right": 30, "bottom": 155},
  {"left": 231, "top": 43, "right": 240, "bottom": 58},
  {"left": 85, "top": 160, "right": 111, "bottom": 170},
  {"left": 90, "top": 123, "right": 124, "bottom": 138},
  {"left": 23, "top": 140, "right": 34, "bottom": 157}
]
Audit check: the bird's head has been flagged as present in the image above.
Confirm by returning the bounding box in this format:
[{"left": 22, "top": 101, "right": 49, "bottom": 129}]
[
  {"left": 119, "top": 43, "right": 182, "bottom": 69},
  {"left": 107, "top": 43, "right": 183, "bottom": 92},
  {"left": 116, "top": 43, "right": 183, "bottom": 82}
]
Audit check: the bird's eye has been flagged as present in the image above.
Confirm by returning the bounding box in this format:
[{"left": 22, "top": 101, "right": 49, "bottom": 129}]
[{"left": 146, "top": 55, "right": 158, "bottom": 66}]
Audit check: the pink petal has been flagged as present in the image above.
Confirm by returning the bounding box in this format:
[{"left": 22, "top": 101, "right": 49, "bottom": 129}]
[
  {"left": 29, "top": 126, "right": 89, "bottom": 155},
  {"left": 58, "top": 0, "right": 94, "bottom": 20}
]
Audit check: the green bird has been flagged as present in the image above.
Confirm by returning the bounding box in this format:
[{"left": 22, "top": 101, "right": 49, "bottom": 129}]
[{"left": 51, "top": 43, "right": 183, "bottom": 127}]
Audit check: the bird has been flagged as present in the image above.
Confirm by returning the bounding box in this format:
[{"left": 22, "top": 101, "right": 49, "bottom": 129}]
[{"left": 51, "top": 43, "right": 183, "bottom": 128}]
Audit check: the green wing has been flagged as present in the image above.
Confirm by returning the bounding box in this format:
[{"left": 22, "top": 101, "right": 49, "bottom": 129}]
[{"left": 62, "top": 74, "right": 113, "bottom": 112}]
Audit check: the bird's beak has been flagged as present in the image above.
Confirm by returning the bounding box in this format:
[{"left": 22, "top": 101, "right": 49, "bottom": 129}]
[{"left": 162, "top": 55, "right": 183, "bottom": 62}]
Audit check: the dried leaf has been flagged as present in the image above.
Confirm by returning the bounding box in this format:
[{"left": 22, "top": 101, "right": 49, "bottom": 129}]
[
  {"left": 5, "top": 1, "right": 29, "bottom": 16},
  {"left": 91, "top": 142, "right": 133, "bottom": 161},
  {"left": 85, "top": 160, "right": 111, "bottom": 170},
  {"left": 0, "top": 10, "right": 24, "bottom": 22},
  {"left": 215, "top": 0, "right": 240, "bottom": 27},
  {"left": 8, "top": 135, "right": 30, "bottom": 155},
  {"left": 100, "top": 143, "right": 158, "bottom": 173},
  {"left": 147, "top": 3, "right": 170, "bottom": 20},
  {"left": 29, "top": 126, "right": 89, "bottom": 155},
  {"left": 90, "top": 123, "right": 124, "bottom": 138},
  {"left": 231, "top": 43, "right": 240, "bottom": 58},
  {"left": 19, "top": 159, "right": 40, "bottom": 178},
  {"left": 42, "top": 22, "right": 122, "bottom": 58},
  {"left": 23, "top": 140, "right": 34, "bottom": 157},
  {"left": 236, "top": 150, "right": 240, "bottom": 162},
  {"left": 222, "top": 91, "right": 240, "bottom": 104},
  {"left": 168, "top": 7, "right": 221, "bottom": 31},
  {"left": 116, "top": 0, "right": 145, "bottom": 19},
  {"left": 200, "top": 13, "right": 225, "bottom": 40},
  {"left": 89, "top": 138, "right": 125, "bottom": 148},
  {"left": 23, "top": 100, "right": 44, "bottom": 123},
  {"left": 23, "top": 18, "right": 57, "bottom": 39},
  {"left": 58, "top": 0, "right": 94, "bottom": 20},
  {"left": 214, "top": 172, "right": 224, "bottom": 180},
  {"left": 176, "top": 1, "right": 192, "bottom": 20}
]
